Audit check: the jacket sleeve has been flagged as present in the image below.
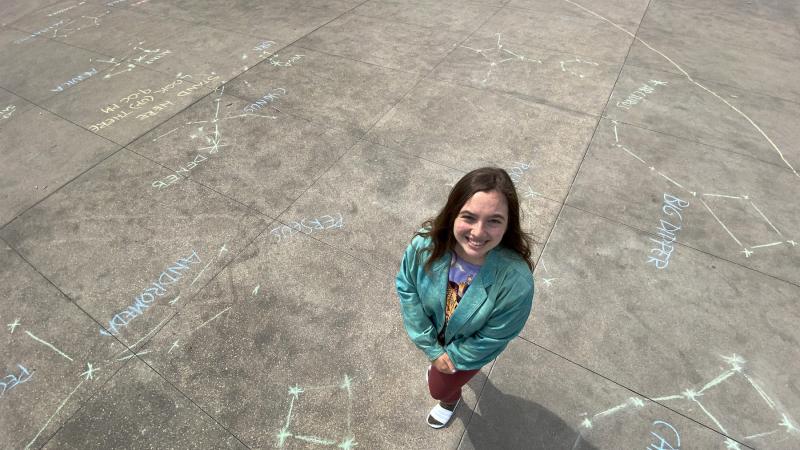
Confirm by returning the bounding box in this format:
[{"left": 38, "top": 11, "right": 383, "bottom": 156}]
[
  {"left": 396, "top": 240, "right": 445, "bottom": 361},
  {"left": 445, "top": 272, "right": 533, "bottom": 370}
]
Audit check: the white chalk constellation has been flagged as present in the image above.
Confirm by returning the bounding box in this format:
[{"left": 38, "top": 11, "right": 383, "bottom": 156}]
[
  {"left": 460, "top": 33, "right": 542, "bottom": 84},
  {"left": 7, "top": 318, "right": 21, "bottom": 333},
  {"left": 275, "top": 375, "right": 357, "bottom": 449},
  {"left": 560, "top": 58, "right": 599, "bottom": 79},
  {"left": 80, "top": 363, "right": 98, "bottom": 380},
  {"left": 612, "top": 122, "right": 796, "bottom": 258},
  {"left": 574, "top": 354, "right": 798, "bottom": 449}
]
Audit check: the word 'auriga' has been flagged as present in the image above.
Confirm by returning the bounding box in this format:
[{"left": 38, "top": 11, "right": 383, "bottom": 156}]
[
  {"left": 1, "top": 364, "right": 33, "bottom": 397},
  {"left": 647, "top": 193, "right": 689, "bottom": 269},
  {"left": 100, "top": 250, "right": 201, "bottom": 336},
  {"left": 244, "top": 88, "right": 286, "bottom": 113},
  {"left": 616, "top": 79, "right": 667, "bottom": 110}
]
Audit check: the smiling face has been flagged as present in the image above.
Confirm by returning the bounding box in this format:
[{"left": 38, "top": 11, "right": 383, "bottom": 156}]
[{"left": 452, "top": 190, "right": 509, "bottom": 265}]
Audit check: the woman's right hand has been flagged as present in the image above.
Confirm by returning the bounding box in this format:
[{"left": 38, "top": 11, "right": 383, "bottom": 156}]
[{"left": 432, "top": 352, "right": 456, "bottom": 374}]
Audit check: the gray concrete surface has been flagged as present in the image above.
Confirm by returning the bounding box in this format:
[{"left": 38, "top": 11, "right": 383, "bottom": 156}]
[{"left": 1, "top": 0, "right": 798, "bottom": 448}]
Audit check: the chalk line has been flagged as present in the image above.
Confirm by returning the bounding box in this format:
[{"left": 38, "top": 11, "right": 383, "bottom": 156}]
[
  {"left": 745, "top": 430, "right": 779, "bottom": 440},
  {"left": 751, "top": 241, "right": 782, "bottom": 249},
  {"left": 191, "top": 306, "right": 231, "bottom": 334},
  {"left": 699, "top": 370, "right": 735, "bottom": 394},
  {"left": 25, "top": 379, "right": 86, "bottom": 449},
  {"left": 25, "top": 331, "right": 73, "bottom": 362},
  {"left": 702, "top": 193, "right": 742, "bottom": 199},
  {"left": 699, "top": 199, "right": 744, "bottom": 247},
  {"left": 116, "top": 313, "right": 173, "bottom": 358},
  {"left": 749, "top": 201, "right": 782, "bottom": 236},
  {"left": 191, "top": 261, "right": 212, "bottom": 285},
  {"left": 562, "top": 0, "right": 799, "bottom": 179},
  {"left": 616, "top": 144, "right": 647, "bottom": 165},
  {"left": 692, "top": 398, "right": 728, "bottom": 434},
  {"left": 152, "top": 127, "right": 178, "bottom": 142},
  {"left": 294, "top": 435, "right": 335, "bottom": 445},
  {"left": 116, "top": 349, "right": 151, "bottom": 361},
  {"left": 653, "top": 394, "right": 684, "bottom": 402},
  {"left": 743, "top": 374, "right": 776, "bottom": 409}
]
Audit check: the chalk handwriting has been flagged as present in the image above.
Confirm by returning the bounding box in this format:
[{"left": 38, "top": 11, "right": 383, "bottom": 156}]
[
  {"left": 152, "top": 154, "right": 208, "bottom": 188},
  {"left": 243, "top": 88, "right": 286, "bottom": 113},
  {"left": 177, "top": 74, "right": 220, "bottom": 96},
  {"left": 1, "top": 364, "right": 33, "bottom": 398},
  {"left": 647, "top": 193, "right": 689, "bottom": 269},
  {"left": 270, "top": 213, "right": 344, "bottom": 242},
  {"left": 269, "top": 54, "right": 304, "bottom": 67},
  {"left": 1, "top": 105, "right": 16, "bottom": 120},
  {"left": 136, "top": 100, "right": 174, "bottom": 121},
  {"left": 253, "top": 40, "right": 275, "bottom": 54},
  {"left": 100, "top": 250, "right": 201, "bottom": 336},
  {"left": 648, "top": 420, "right": 680, "bottom": 450},
  {"left": 507, "top": 161, "right": 532, "bottom": 184},
  {"left": 616, "top": 79, "right": 668, "bottom": 110},
  {"left": 51, "top": 67, "right": 98, "bottom": 93},
  {"left": 13, "top": 20, "right": 66, "bottom": 44}
]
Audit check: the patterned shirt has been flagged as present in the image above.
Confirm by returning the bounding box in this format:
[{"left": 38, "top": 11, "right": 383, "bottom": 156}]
[{"left": 437, "top": 253, "right": 481, "bottom": 345}]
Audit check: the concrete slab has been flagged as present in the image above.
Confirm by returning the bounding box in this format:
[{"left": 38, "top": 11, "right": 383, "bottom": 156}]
[
  {"left": 568, "top": 118, "right": 800, "bottom": 284},
  {"left": 296, "top": 12, "right": 471, "bottom": 74},
  {"left": 603, "top": 63, "right": 800, "bottom": 173},
  {"left": 0, "top": 149, "right": 268, "bottom": 348},
  {"left": 43, "top": 359, "right": 247, "bottom": 449},
  {"left": 0, "top": 245, "right": 125, "bottom": 450},
  {"left": 42, "top": 65, "right": 217, "bottom": 145},
  {"left": 366, "top": 78, "right": 597, "bottom": 203},
  {"left": 432, "top": 31, "right": 621, "bottom": 116},
  {"left": 526, "top": 205, "right": 800, "bottom": 447},
  {"left": 127, "top": 91, "right": 360, "bottom": 218},
  {"left": 10, "top": 3, "right": 182, "bottom": 58},
  {"left": 0, "top": 29, "right": 110, "bottom": 104},
  {"left": 225, "top": 45, "right": 420, "bottom": 134},
  {"left": 135, "top": 231, "right": 474, "bottom": 449},
  {"left": 474, "top": 4, "right": 635, "bottom": 66},
  {"left": 462, "top": 339, "right": 740, "bottom": 449},
  {"left": 626, "top": 0, "right": 800, "bottom": 103},
  {"left": 0, "top": 105, "right": 119, "bottom": 226}
]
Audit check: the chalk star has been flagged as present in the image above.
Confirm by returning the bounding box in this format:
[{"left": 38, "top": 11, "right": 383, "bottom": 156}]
[
  {"left": 7, "top": 318, "right": 21, "bottom": 333},
  {"left": 779, "top": 414, "right": 799, "bottom": 433},
  {"left": 722, "top": 354, "right": 746, "bottom": 371},
  {"left": 218, "top": 243, "right": 228, "bottom": 256},
  {"left": 581, "top": 418, "right": 593, "bottom": 429},
  {"left": 788, "top": 240, "right": 797, "bottom": 247},
  {"left": 338, "top": 437, "right": 358, "bottom": 450},
  {"left": 81, "top": 363, "right": 99, "bottom": 380},
  {"left": 340, "top": 374, "right": 352, "bottom": 391},
  {"left": 168, "top": 340, "right": 180, "bottom": 353},
  {"left": 629, "top": 397, "right": 645, "bottom": 408},
  {"left": 741, "top": 248, "right": 753, "bottom": 258},
  {"left": 541, "top": 277, "right": 557, "bottom": 287},
  {"left": 288, "top": 385, "right": 304, "bottom": 398},
  {"left": 682, "top": 389, "right": 702, "bottom": 401},
  {"left": 649, "top": 166, "right": 656, "bottom": 171},
  {"left": 276, "top": 428, "right": 292, "bottom": 447}
]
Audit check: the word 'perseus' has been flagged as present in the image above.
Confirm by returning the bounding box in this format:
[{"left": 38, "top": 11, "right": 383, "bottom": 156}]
[
  {"left": 100, "top": 250, "right": 201, "bottom": 336},
  {"left": 244, "top": 88, "right": 286, "bottom": 113},
  {"left": 616, "top": 79, "right": 668, "bottom": 110},
  {"left": 647, "top": 193, "right": 689, "bottom": 269}
]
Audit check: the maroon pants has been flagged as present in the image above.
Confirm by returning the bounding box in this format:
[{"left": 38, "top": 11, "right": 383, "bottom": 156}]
[{"left": 427, "top": 365, "right": 480, "bottom": 404}]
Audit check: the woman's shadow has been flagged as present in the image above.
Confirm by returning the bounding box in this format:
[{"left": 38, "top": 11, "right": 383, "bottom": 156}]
[{"left": 461, "top": 375, "right": 599, "bottom": 450}]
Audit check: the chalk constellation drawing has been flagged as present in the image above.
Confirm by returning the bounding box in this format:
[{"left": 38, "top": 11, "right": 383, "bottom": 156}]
[
  {"left": 460, "top": 33, "right": 542, "bottom": 84},
  {"left": 611, "top": 121, "right": 797, "bottom": 259},
  {"left": 275, "top": 375, "right": 357, "bottom": 449},
  {"left": 572, "top": 354, "right": 799, "bottom": 450},
  {"left": 151, "top": 85, "right": 277, "bottom": 189},
  {"left": 537, "top": 258, "right": 558, "bottom": 288}
]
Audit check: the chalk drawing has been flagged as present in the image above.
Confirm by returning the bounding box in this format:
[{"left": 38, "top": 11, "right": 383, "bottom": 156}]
[
  {"left": 252, "top": 284, "right": 261, "bottom": 296},
  {"left": 244, "top": 88, "right": 286, "bottom": 113},
  {"left": 270, "top": 213, "right": 345, "bottom": 243},
  {"left": 7, "top": 317, "right": 21, "bottom": 333},
  {"left": 560, "top": 58, "right": 600, "bottom": 79},
  {"left": 276, "top": 374, "right": 357, "bottom": 449},
  {"left": 13, "top": 20, "right": 67, "bottom": 44},
  {"left": 615, "top": 79, "right": 668, "bottom": 110},
  {"left": 573, "top": 354, "right": 798, "bottom": 449},
  {"left": 269, "top": 54, "right": 304, "bottom": 67},
  {"left": 1, "top": 364, "right": 33, "bottom": 398},
  {"left": 538, "top": 258, "right": 558, "bottom": 288},
  {"left": 647, "top": 420, "right": 680, "bottom": 450},
  {"left": 459, "top": 33, "right": 542, "bottom": 84},
  {"left": 562, "top": 0, "right": 799, "bottom": 178},
  {"left": 100, "top": 249, "right": 201, "bottom": 336},
  {"left": 506, "top": 161, "right": 532, "bottom": 184},
  {"left": 612, "top": 122, "right": 796, "bottom": 259},
  {"left": 1, "top": 104, "right": 16, "bottom": 120},
  {"left": 24, "top": 379, "right": 85, "bottom": 449},
  {"left": 47, "top": 1, "right": 87, "bottom": 17},
  {"left": 647, "top": 193, "right": 689, "bottom": 270}
]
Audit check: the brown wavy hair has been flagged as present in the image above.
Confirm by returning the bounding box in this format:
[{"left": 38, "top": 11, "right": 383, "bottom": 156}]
[{"left": 415, "top": 167, "right": 534, "bottom": 271}]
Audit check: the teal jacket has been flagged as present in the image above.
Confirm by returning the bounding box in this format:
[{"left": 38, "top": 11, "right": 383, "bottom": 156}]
[{"left": 396, "top": 235, "right": 534, "bottom": 370}]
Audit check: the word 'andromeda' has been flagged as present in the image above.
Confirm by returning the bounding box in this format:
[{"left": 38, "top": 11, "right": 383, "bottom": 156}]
[{"left": 100, "top": 250, "right": 201, "bottom": 336}]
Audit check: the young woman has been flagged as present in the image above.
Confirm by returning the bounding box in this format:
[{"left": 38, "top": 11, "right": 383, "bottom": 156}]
[{"left": 396, "top": 167, "right": 535, "bottom": 428}]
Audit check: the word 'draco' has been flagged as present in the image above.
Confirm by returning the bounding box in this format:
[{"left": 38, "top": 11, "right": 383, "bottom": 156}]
[
  {"left": 244, "top": 88, "right": 286, "bottom": 113},
  {"left": 253, "top": 41, "right": 275, "bottom": 53},
  {"left": 616, "top": 80, "right": 668, "bottom": 110},
  {"left": 1, "top": 364, "right": 33, "bottom": 398},
  {"left": 269, "top": 54, "right": 304, "bottom": 67},
  {"left": 100, "top": 250, "right": 201, "bottom": 336},
  {"left": 271, "top": 213, "right": 344, "bottom": 242},
  {"left": 647, "top": 193, "right": 689, "bottom": 269}
]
